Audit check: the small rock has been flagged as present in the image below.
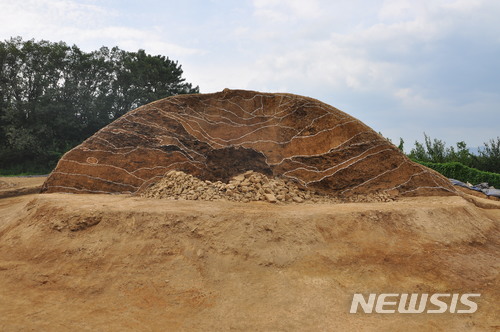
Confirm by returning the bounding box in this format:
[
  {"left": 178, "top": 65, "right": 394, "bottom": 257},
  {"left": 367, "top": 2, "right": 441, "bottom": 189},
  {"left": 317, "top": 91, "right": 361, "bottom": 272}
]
[
  {"left": 233, "top": 174, "right": 245, "bottom": 182},
  {"left": 243, "top": 170, "right": 254, "bottom": 177},
  {"left": 264, "top": 193, "right": 277, "bottom": 203},
  {"left": 250, "top": 176, "right": 260, "bottom": 183}
]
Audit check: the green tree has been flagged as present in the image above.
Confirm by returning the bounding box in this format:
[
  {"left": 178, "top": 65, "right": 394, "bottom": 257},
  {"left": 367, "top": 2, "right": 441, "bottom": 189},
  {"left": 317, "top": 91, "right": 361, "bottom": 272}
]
[
  {"left": 408, "top": 133, "right": 499, "bottom": 178},
  {"left": 424, "top": 133, "right": 448, "bottom": 163},
  {"left": 0, "top": 37, "right": 199, "bottom": 174},
  {"left": 477, "top": 137, "right": 500, "bottom": 173},
  {"left": 397, "top": 137, "right": 404, "bottom": 152},
  {"left": 447, "top": 141, "right": 475, "bottom": 166},
  {"left": 409, "top": 140, "right": 428, "bottom": 161},
  {"left": 112, "top": 49, "right": 197, "bottom": 118}
]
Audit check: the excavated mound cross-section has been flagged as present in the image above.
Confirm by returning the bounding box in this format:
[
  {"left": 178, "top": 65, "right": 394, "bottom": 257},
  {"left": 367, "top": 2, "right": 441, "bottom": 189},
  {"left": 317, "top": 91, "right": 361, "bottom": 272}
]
[{"left": 42, "top": 89, "right": 456, "bottom": 198}]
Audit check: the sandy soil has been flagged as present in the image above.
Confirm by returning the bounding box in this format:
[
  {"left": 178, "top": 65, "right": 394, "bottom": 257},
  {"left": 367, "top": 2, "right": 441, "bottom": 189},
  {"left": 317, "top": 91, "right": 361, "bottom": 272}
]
[
  {"left": 0, "top": 190, "right": 499, "bottom": 331},
  {"left": 0, "top": 176, "right": 46, "bottom": 198}
]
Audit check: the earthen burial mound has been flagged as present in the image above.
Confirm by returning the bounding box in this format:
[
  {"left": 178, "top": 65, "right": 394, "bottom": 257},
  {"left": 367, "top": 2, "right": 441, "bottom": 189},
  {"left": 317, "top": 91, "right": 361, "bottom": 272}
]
[{"left": 42, "top": 89, "right": 456, "bottom": 198}]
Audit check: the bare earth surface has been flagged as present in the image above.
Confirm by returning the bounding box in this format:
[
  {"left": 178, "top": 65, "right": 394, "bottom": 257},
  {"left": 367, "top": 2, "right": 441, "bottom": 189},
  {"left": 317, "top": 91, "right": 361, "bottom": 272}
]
[
  {"left": 0, "top": 185, "right": 499, "bottom": 331},
  {"left": 0, "top": 176, "right": 46, "bottom": 199}
]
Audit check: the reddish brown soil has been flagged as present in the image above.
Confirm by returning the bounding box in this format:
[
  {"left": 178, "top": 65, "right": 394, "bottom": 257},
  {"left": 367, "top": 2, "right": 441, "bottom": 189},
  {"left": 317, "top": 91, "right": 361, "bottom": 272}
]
[{"left": 42, "top": 89, "right": 455, "bottom": 198}]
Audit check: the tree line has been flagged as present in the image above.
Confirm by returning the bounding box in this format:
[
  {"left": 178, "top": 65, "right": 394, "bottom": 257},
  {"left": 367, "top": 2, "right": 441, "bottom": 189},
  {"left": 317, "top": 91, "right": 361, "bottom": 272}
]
[
  {"left": 1, "top": 37, "right": 498, "bottom": 178},
  {"left": 0, "top": 37, "right": 199, "bottom": 174},
  {"left": 398, "top": 134, "right": 500, "bottom": 174}
]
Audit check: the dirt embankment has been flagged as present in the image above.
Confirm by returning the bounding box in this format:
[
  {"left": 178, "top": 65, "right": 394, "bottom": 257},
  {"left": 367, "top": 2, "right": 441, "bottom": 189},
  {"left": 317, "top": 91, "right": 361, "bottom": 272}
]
[
  {"left": 0, "top": 176, "right": 46, "bottom": 199},
  {"left": 0, "top": 192, "right": 498, "bottom": 331}
]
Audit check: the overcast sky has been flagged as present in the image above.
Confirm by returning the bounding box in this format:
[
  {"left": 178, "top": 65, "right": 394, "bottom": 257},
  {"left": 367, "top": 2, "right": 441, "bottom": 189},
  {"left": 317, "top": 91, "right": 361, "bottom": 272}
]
[{"left": 1, "top": 0, "right": 499, "bottom": 150}]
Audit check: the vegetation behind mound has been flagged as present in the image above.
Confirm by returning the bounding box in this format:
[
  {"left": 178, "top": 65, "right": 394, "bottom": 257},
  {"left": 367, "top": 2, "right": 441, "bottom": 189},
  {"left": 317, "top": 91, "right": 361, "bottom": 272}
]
[
  {"left": 417, "top": 161, "right": 500, "bottom": 188},
  {"left": 0, "top": 37, "right": 199, "bottom": 175}
]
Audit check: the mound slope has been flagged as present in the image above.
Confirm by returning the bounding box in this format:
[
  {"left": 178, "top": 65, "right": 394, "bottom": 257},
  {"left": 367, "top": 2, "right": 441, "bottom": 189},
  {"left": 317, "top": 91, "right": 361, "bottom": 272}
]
[{"left": 42, "top": 89, "right": 455, "bottom": 197}]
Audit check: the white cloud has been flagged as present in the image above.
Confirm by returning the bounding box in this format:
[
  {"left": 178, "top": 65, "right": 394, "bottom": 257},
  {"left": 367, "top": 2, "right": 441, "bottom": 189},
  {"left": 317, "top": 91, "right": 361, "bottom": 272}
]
[
  {"left": 0, "top": 0, "right": 498, "bottom": 147},
  {"left": 394, "top": 87, "right": 436, "bottom": 109},
  {"left": 246, "top": 0, "right": 497, "bottom": 97},
  {"left": 0, "top": 0, "right": 110, "bottom": 36},
  {"left": 441, "top": 0, "right": 484, "bottom": 12},
  {"left": 252, "top": 0, "right": 321, "bottom": 22},
  {"left": 379, "top": 0, "right": 425, "bottom": 21},
  {"left": 0, "top": 0, "right": 201, "bottom": 57},
  {"left": 61, "top": 26, "right": 203, "bottom": 57}
]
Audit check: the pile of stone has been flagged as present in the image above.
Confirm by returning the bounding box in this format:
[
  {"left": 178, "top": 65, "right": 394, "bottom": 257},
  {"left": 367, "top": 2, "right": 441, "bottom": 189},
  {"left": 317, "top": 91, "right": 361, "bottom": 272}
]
[
  {"left": 142, "top": 170, "right": 325, "bottom": 203},
  {"left": 141, "top": 170, "right": 395, "bottom": 204}
]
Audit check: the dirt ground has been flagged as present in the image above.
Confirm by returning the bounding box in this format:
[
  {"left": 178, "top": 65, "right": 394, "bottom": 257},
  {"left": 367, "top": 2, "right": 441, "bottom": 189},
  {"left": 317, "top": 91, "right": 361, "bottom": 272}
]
[
  {"left": 0, "top": 176, "right": 46, "bottom": 199},
  {"left": 0, "top": 179, "right": 499, "bottom": 331}
]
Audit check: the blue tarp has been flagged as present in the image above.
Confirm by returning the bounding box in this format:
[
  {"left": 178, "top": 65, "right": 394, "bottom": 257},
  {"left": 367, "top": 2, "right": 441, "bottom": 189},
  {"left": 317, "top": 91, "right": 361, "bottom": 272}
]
[
  {"left": 449, "top": 179, "right": 482, "bottom": 192},
  {"left": 449, "top": 178, "right": 500, "bottom": 198},
  {"left": 483, "top": 188, "right": 500, "bottom": 198}
]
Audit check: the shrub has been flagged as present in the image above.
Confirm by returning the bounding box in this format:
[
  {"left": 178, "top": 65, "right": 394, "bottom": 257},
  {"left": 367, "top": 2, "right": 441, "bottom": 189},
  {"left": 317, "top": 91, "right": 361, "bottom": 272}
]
[{"left": 416, "top": 161, "right": 500, "bottom": 188}]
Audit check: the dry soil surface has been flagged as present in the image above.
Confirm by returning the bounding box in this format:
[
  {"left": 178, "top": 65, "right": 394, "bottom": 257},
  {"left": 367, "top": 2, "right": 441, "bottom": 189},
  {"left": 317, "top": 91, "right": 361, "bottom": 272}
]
[
  {"left": 0, "top": 176, "right": 46, "bottom": 199},
  {"left": 0, "top": 190, "right": 499, "bottom": 331}
]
